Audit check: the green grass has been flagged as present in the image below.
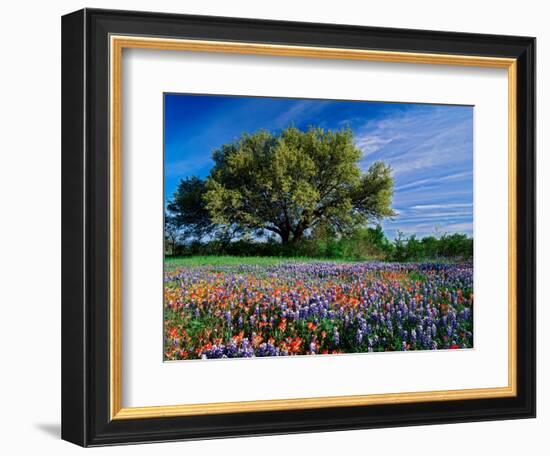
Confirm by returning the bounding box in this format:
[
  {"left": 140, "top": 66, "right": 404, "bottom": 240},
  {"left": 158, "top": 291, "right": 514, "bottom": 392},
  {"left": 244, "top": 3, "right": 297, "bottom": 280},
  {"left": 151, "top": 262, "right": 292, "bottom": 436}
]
[
  {"left": 164, "top": 255, "right": 467, "bottom": 269},
  {"left": 164, "top": 255, "right": 354, "bottom": 268}
]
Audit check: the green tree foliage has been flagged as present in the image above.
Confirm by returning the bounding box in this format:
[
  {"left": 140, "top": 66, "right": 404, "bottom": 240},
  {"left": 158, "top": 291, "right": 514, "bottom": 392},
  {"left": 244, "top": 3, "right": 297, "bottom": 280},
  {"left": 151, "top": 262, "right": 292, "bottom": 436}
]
[
  {"left": 421, "top": 235, "right": 440, "bottom": 258},
  {"left": 164, "top": 214, "right": 181, "bottom": 255},
  {"left": 389, "top": 231, "right": 472, "bottom": 262},
  {"left": 203, "top": 127, "right": 395, "bottom": 245},
  {"left": 302, "top": 224, "right": 393, "bottom": 260},
  {"left": 167, "top": 227, "right": 472, "bottom": 262},
  {"left": 166, "top": 177, "right": 215, "bottom": 241},
  {"left": 437, "top": 233, "right": 473, "bottom": 258}
]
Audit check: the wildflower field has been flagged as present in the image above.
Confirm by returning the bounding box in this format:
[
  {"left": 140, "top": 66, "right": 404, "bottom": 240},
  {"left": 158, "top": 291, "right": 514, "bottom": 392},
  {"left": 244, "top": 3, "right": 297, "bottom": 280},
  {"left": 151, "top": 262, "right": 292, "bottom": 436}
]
[{"left": 163, "top": 257, "right": 473, "bottom": 360}]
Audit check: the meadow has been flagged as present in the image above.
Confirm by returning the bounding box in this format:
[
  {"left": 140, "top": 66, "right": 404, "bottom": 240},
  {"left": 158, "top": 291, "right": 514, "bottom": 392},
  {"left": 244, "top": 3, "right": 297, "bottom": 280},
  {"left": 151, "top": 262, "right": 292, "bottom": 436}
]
[{"left": 163, "top": 257, "right": 473, "bottom": 360}]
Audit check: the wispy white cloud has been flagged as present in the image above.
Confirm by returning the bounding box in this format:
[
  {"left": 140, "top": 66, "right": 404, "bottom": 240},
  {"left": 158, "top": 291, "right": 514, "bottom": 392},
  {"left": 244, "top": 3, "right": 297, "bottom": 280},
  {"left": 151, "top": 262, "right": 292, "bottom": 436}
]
[
  {"left": 358, "top": 105, "right": 474, "bottom": 237},
  {"left": 410, "top": 203, "right": 473, "bottom": 210},
  {"left": 354, "top": 106, "right": 473, "bottom": 177},
  {"left": 273, "top": 100, "right": 328, "bottom": 129},
  {"left": 395, "top": 171, "right": 472, "bottom": 192},
  {"left": 391, "top": 211, "right": 472, "bottom": 222},
  {"left": 355, "top": 135, "right": 395, "bottom": 155},
  {"left": 393, "top": 189, "right": 472, "bottom": 208}
]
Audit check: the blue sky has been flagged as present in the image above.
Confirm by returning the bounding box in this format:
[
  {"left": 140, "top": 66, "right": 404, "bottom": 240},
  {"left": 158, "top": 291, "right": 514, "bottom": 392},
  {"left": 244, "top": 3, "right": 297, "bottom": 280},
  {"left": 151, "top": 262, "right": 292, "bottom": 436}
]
[{"left": 165, "top": 93, "right": 473, "bottom": 239}]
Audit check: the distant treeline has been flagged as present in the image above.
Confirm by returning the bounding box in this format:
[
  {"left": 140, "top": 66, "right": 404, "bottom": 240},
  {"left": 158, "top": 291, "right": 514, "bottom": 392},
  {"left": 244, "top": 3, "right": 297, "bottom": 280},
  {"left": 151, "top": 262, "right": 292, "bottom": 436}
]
[{"left": 165, "top": 225, "right": 473, "bottom": 262}]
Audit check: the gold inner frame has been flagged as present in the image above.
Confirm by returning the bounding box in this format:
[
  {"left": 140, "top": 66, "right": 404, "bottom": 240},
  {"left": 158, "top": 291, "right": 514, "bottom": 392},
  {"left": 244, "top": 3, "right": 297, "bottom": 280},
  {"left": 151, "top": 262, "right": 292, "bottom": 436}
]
[{"left": 109, "top": 35, "right": 518, "bottom": 420}]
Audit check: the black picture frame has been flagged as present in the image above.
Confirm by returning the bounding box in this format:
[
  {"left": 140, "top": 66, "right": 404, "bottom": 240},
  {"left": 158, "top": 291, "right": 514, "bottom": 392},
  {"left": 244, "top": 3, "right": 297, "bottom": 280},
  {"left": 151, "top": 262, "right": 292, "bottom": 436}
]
[{"left": 62, "top": 8, "right": 536, "bottom": 447}]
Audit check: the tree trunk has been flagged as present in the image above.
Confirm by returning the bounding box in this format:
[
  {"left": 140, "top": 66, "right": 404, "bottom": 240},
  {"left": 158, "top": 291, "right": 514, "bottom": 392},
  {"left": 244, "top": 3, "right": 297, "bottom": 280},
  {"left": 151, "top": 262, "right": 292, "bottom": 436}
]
[
  {"left": 292, "top": 225, "right": 305, "bottom": 244},
  {"left": 280, "top": 230, "right": 290, "bottom": 245}
]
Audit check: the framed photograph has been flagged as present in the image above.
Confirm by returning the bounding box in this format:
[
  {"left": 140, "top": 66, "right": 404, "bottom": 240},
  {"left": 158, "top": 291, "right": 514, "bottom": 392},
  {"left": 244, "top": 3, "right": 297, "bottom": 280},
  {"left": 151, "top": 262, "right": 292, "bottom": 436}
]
[{"left": 61, "top": 8, "right": 536, "bottom": 447}]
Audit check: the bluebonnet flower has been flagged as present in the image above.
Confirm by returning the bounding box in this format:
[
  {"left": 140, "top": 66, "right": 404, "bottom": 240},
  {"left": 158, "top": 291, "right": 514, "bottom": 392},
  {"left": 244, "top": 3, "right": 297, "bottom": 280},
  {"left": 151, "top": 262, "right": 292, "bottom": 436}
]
[{"left": 164, "top": 261, "right": 473, "bottom": 359}]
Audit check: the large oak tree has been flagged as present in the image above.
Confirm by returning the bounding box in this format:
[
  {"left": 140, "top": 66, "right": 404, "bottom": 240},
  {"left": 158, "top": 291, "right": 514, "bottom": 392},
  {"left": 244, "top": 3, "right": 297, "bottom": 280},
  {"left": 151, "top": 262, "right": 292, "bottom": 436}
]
[{"left": 199, "top": 126, "right": 395, "bottom": 245}]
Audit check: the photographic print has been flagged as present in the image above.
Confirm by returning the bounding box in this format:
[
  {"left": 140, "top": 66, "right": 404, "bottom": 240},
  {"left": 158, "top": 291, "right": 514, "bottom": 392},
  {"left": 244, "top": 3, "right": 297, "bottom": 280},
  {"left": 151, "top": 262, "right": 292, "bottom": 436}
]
[{"left": 163, "top": 94, "right": 474, "bottom": 361}]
